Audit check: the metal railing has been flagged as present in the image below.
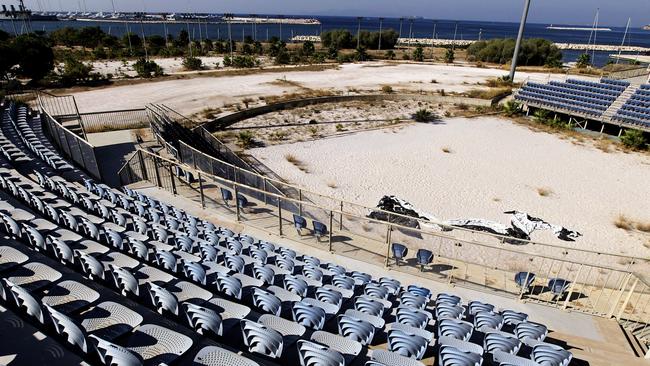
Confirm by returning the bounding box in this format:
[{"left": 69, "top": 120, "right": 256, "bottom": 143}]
[
  {"left": 117, "top": 148, "right": 650, "bottom": 351},
  {"left": 79, "top": 108, "right": 148, "bottom": 133}
]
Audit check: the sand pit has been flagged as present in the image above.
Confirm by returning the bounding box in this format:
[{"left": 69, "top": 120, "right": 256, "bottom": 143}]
[
  {"left": 69, "top": 62, "right": 566, "bottom": 116},
  {"left": 248, "top": 116, "right": 650, "bottom": 259}
]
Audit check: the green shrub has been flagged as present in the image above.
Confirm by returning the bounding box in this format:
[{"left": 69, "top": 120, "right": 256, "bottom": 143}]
[
  {"left": 467, "top": 38, "right": 562, "bottom": 67},
  {"left": 444, "top": 48, "right": 455, "bottom": 63},
  {"left": 414, "top": 108, "right": 436, "bottom": 122},
  {"left": 381, "top": 85, "right": 394, "bottom": 94},
  {"left": 620, "top": 129, "right": 647, "bottom": 150},
  {"left": 412, "top": 45, "right": 425, "bottom": 62},
  {"left": 182, "top": 56, "right": 203, "bottom": 70},
  {"left": 237, "top": 131, "right": 255, "bottom": 148},
  {"left": 133, "top": 58, "right": 163, "bottom": 78}
]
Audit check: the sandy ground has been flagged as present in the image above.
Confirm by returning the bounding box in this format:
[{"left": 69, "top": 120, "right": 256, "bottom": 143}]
[
  {"left": 221, "top": 99, "right": 449, "bottom": 146},
  {"left": 69, "top": 62, "right": 568, "bottom": 116},
  {"left": 248, "top": 116, "right": 650, "bottom": 258},
  {"left": 88, "top": 56, "right": 227, "bottom": 78}
]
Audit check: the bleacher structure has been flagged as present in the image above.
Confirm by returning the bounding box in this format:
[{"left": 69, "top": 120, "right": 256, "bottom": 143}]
[
  {"left": 0, "top": 98, "right": 649, "bottom": 365},
  {"left": 515, "top": 77, "right": 650, "bottom": 133}
]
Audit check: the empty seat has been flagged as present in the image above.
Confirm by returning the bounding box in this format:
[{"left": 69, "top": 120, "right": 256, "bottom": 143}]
[
  {"left": 391, "top": 243, "right": 408, "bottom": 266},
  {"left": 387, "top": 328, "right": 428, "bottom": 359},
  {"left": 438, "top": 343, "right": 482, "bottom": 366},
  {"left": 293, "top": 301, "right": 327, "bottom": 330},
  {"left": 438, "top": 318, "right": 473, "bottom": 341},
  {"left": 297, "top": 340, "right": 345, "bottom": 366},
  {"left": 415, "top": 249, "right": 433, "bottom": 271},
  {"left": 89, "top": 324, "right": 193, "bottom": 365},
  {"left": 240, "top": 319, "right": 284, "bottom": 358},
  {"left": 311, "top": 330, "right": 362, "bottom": 363},
  {"left": 483, "top": 329, "right": 521, "bottom": 354},
  {"left": 532, "top": 342, "right": 572, "bottom": 366},
  {"left": 193, "top": 345, "right": 261, "bottom": 366},
  {"left": 337, "top": 314, "right": 375, "bottom": 345},
  {"left": 371, "top": 349, "right": 425, "bottom": 366}
]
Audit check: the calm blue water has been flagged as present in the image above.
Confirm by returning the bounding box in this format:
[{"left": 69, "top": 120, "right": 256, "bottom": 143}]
[{"left": 4, "top": 15, "right": 648, "bottom": 66}]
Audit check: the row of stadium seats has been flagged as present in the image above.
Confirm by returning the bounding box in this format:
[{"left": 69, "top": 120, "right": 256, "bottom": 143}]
[
  {"left": 515, "top": 78, "right": 628, "bottom": 118},
  {"left": 0, "top": 100, "right": 574, "bottom": 366},
  {"left": 613, "top": 85, "right": 650, "bottom": 127}
]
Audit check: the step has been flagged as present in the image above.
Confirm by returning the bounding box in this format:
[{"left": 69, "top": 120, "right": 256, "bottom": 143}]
[{"left": 623, "top": 324, "right": 650, "bottom": 358}]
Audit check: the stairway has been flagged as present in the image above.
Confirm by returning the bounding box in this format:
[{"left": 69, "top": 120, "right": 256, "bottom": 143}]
[
  {"left": 602, "top": 84, "right": 638, "bottom": 122},
  {"left": 59, "top": 116, "right": 85, "bottom": 137}
]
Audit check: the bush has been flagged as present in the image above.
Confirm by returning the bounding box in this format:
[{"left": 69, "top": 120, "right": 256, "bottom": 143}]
[
  {"left": 576, "top": 53, "right": 591, "bottom": 69},
  {"left": 12, "top": 33, "right": 54, "bottom": 81},
  {"left": 381, "top": 85, "right": 394, "bottom": 94},
  {"left": 444, "top": 48, "right": 455, "bottom": 63},
  {"left": 412, "top": 45, "right": 425, "bottom": 62},
  {"left": 503, "top": 100, "right": 522, "bottom": 116},
  {"left": 467, "top": 38, "right": 562, "bottom": 67},
  {"left": 182, "top": 56, "right": 203, "bottom": 70},
  {"left": 57, "top": 57, "right": 94, "bottom": 85},
  {"left": 414, "top": 108, "right": 435, "bottom": 122},
  {"left": 620, "top": 129, "right": 647, "bottom": 150},
  {"left": 321, "top": 29, "right": 399, "bottom": 50},
  {"left": 385, "top": 50, "right": 395, "bottom": 60},
  {"left": 237, "top": 131, "right": 255, "bottom": 148},
  {"left": 133, "top": 58, "right": 163, "bottom": 78}
]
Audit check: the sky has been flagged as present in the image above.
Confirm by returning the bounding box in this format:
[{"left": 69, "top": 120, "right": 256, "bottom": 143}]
[{"left": 23, "top": 0, "right": 650, "bottom": 27}]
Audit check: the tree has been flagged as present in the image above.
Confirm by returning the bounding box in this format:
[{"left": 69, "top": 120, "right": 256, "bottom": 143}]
[
  {"left": 576, "top": 53, "right": 591, "bottom": 68},
  {"left": 0, "top": 41, "right": 16, "bottom": 80},
  {"left": 58, "top": 56, "right": 94, "bottom": 85},
  {"left": 182, "top": 56, "right": 203, "bottom": 70},
  {"left": 444, "top": 48, "right": 455, "bottom": 63},
  {"left": 177, "top": 29, "right": 190, "bottom": 47},
  {"left": 302, "top": 40, "right": 315, "bottom": 57},
  {"left": 13, "top": 34, "right": 54, "bottom": 81},
  {"left": 77, "top": 26, "right": 105, "bottom": 48},
  {"left": 467, "top": 38, "right": 562, "bottom": 67},
  {"left": 354, "top": 46, "right": 369, "bottom": 61},
  {"left": 620, "top": 129, "right": 647, "bottom": 150},
  {"left": 133, "top": 58, "right": 163, "bottom": 78},
  {"left": 412, "top": 45, "right": 424, "bottom": 62},
  {"left": 321, "top": 29, "right": 353, "bottom": 50},
  {"left": 268, "top": 40, "right": 287, "bottom": 57},
  {"left": 50, "top": 27, "right": 79, "bottom": 47},
  {"left": 122, "top": 32, "right": 142, "bottom": 49}
]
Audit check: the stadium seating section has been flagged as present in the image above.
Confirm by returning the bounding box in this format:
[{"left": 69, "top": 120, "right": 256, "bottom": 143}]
[
  {"left": 516, "top": 78, "right": 629, "bottom": 118},
  {"left": 0, "top": 100, "right": 574, "bottom": 365}
]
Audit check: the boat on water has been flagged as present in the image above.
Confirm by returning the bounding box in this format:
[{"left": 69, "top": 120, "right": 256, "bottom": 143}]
[
  {"left": 0, "top": 1, "right": 58, "bottom": 21},
  {"left": 546, "top": 24, "right": 611, "bottom": 31}
]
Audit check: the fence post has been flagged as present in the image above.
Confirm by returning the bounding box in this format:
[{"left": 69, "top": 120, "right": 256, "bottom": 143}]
[
  {"left": 299, "top": 189, "right": 303, "bottom": 216},
  {"left": 198, "top": 172, "right": 205, "bottom": 209},
  {"left": 616, "top": 277, "right": 640, "bottom": 320},
  {"left": 384, "top": 224, "right": 392, "bottom": 267},
  {"left": 328, "top": 210, "right": 333, "bottom": 253},
  {"left": 169, "top": 164, "right": 177, "bottom": 195},
  {"left": 263, "top": 178, "right": 268, "bottom": 205},
  {"left": 137, "top": 150, "right": 148, "bottom": 181},
  {"left": 607, "top": 273, "right": 632, "bottom": 318},
  {"left": 234, "top": 184, "right": 241, "bottom": 222},
  {"left": 562, "top": 264, "right": 583, "bottom": 310},
  {"left": 153, "top": 156, "right": 162, "bottom": 188},
  {"left": 278, "top": 199, "right": 283, "bottom": 236},
  {"left": 339, "top": 201, "right": 343, "bottom": 230}
]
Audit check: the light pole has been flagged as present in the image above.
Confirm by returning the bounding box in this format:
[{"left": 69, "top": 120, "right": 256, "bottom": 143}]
[
  {"left": 398, "top": 17, "right": 403, "bottom": 38},
  {"left": 224, "top": 13, "right": 234, "bottom": 58},
  {"left": 378, "top": 17, "right": 384, "bottom": 50},
  {"left": 408, "top": 18, "right": 413, "bottom": 40},
  {"left": 356, "top": 16, "right": 362, "bottom": 49},
  {"left": 509, "top": 0, "right": 532, "bottom": 82},
  {"left": 431, "top": 21, "right": 437, "bottom": 58}
]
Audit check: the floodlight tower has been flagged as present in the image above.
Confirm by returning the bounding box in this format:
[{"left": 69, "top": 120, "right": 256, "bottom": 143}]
[{"left": 509, "top": 0, "right": 531, "bottom": 82}]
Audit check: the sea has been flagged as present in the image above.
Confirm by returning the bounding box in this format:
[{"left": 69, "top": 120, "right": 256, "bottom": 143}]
[{"left": 3, "top": 15, "right": 649, "bottom": 67}]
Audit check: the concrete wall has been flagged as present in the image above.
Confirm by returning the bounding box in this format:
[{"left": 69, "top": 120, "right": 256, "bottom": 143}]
[{"left": 201, "top": 94, "right": 496, "bottom": 132}]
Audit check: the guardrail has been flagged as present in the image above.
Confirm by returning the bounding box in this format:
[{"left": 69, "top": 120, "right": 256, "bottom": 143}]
[
  {"left": 117, "top": 148, "right": 650, "bottom": 351},
  {"left": 79, "top": 108, "right": 148, "bottom": 133}
]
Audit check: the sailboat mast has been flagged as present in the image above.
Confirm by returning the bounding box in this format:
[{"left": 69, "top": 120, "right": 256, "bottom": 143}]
[
  {"left": 592, "top": 8, "right": 599, "bottom": 62},
  {"left": 616, "top": 17, "right": 631, "bottom": 65}
]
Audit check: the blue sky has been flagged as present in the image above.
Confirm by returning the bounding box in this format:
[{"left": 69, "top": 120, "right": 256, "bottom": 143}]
[{"left": 27, "top": 0, "right": 649, "bottom": 26}]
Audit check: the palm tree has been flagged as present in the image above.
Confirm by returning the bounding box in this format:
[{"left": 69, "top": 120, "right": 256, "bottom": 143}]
[
  {"left": 533, "top": 109, "right": 550, "bottom": 123},
  {"left": 576, "top": 53, "right": 591, "bottom": 68}
]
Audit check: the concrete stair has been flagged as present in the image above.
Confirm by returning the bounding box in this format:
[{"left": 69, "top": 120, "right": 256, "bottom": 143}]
[{"left": 602, "top": 84, "right": 638, "bottom": 122}]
